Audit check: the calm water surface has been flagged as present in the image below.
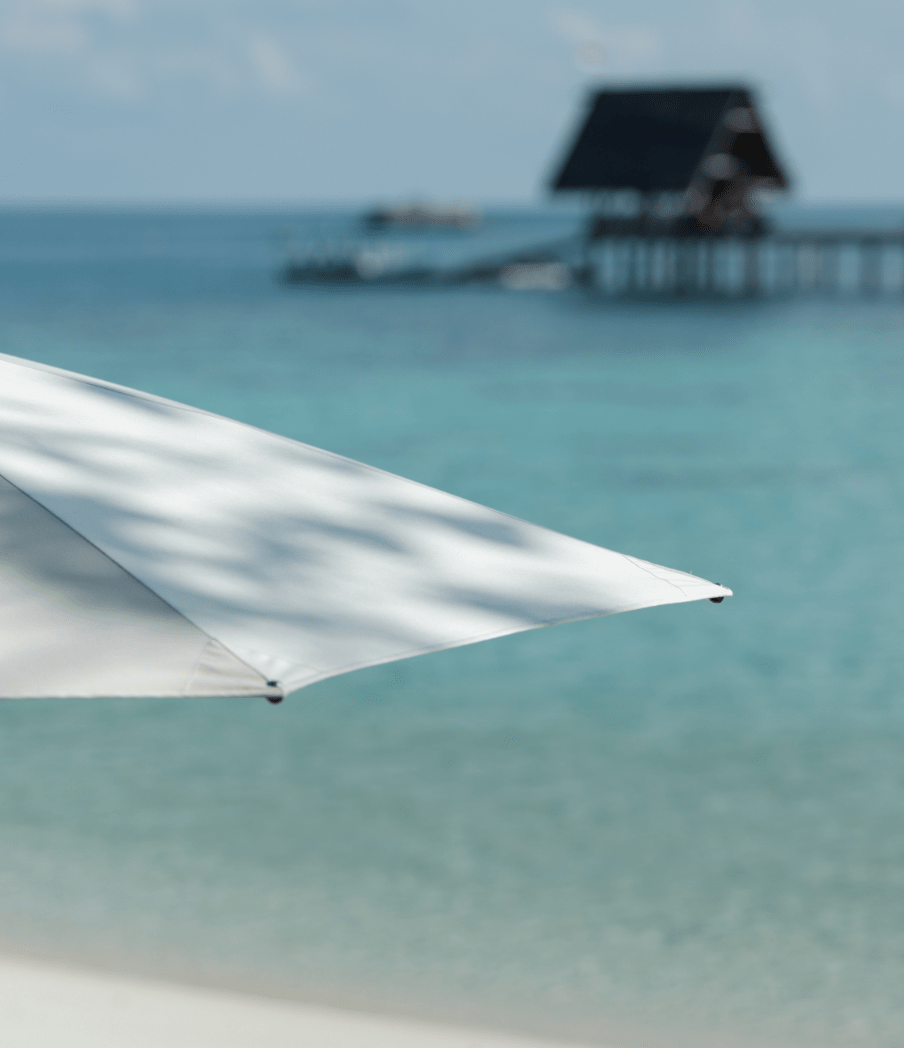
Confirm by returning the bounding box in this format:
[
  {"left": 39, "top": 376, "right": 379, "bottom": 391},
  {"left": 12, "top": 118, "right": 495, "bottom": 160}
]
[{"left": 0, "top": 208, "right": 902, "bottom": 1048}]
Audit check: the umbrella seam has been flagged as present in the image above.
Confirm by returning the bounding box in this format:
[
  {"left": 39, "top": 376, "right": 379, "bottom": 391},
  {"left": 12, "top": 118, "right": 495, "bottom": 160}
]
[
  {"left": 282, "top": 591, "right": 711, "bottom": 691},
  {"left": 0, "top": 467, "right": 274, "bottom": 698},
  {"left": 622, "top": 554, "right": 695, "bottom": 597}
]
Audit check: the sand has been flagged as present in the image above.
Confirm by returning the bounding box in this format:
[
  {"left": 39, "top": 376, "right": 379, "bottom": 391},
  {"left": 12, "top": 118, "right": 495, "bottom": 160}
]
[{"left": 0, "top": 953, "right": 586, "bottom": 1048}]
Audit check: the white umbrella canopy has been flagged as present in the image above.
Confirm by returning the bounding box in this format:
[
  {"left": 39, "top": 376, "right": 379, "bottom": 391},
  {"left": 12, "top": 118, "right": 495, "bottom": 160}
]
[{"left": 0, "top": 352, "right": 731, "bottom": 702}]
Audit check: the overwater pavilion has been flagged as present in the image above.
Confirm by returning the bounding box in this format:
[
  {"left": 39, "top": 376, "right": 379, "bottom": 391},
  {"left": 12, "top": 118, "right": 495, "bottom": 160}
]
[
  {"left": 549, "top": 85, "right": 904, "bottom": 296},
  {"left": 552, "top": 85, "right": 789, "bottom": 239},
  {"left": 283, "top": 85, "right": 903, "bottom": 296}
]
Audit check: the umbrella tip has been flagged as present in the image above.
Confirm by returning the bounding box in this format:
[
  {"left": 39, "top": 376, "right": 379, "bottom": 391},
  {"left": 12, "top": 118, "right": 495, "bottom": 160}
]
[
  {"left": 265, "top": 681, "right": 283, "bottom": 704},
  {"left": 709, "top": 586, "right": 726, "bottom": 603}
]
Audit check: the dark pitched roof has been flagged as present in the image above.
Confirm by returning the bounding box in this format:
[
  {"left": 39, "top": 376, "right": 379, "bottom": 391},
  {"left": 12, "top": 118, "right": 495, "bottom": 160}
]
[{"left": 551, "top": 85, "right": 788, "bottom": 193}]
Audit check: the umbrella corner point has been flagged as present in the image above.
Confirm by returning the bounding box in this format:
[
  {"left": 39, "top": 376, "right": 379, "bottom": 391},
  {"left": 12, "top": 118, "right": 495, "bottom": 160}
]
[{"left": 708, "top": 584, "right": 732, "bottom": 604}]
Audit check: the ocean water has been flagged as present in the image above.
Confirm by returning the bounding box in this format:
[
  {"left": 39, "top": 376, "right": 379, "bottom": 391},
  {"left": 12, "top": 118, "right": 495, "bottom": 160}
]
[{"left": 0, "top": 207, "right": 902, "bottom": 1048}]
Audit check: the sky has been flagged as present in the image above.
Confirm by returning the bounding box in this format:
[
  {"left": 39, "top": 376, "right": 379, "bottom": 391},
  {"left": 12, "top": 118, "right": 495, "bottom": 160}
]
[{"left": 0, "top": 0, "right": 901, "bottom": 205}]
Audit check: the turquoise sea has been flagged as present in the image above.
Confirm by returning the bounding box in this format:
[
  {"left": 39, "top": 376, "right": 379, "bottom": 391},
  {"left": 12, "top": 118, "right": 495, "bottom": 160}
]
[{"left": 0, "top": 206, "right": 902, "bottom": 1048}]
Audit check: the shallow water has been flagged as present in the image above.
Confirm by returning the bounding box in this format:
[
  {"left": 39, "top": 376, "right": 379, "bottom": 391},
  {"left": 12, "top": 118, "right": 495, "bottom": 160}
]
[{"left": 0, "top": 208, "right": 902, "bottom": 1048}]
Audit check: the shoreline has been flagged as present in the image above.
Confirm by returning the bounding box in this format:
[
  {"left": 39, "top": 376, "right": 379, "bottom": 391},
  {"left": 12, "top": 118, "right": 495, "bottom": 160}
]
[{"left": 0, "top": 952, "right": 594, "bottom": 1048}]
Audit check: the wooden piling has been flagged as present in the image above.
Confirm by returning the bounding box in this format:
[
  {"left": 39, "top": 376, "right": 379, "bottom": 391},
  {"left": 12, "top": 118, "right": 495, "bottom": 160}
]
[
  {"left": 582, "top": 228, "right": 904, "bottom": 299},
  {"left": 860, "top": 241, "right": 882, "bottom": 296}
]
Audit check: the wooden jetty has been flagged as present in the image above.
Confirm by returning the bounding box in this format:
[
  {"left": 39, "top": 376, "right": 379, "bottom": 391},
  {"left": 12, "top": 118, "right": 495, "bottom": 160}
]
[
  {"left": 283, "top": 84, "right": 904, "bottom": 297},
  {"left": 280, "top": 225, "right": 904, "bottom": 296}
]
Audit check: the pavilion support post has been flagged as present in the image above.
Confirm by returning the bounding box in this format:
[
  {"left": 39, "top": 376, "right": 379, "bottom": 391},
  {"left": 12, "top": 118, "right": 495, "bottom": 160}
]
[
  {"left": 797, "top": 243, "right": 810, "bottom": 293},
  {"left": 626, "top": 239, "right": 639, "bottom": 294},
  {"left": 704, "top": 239, "right": 718, "bottom": 295},
  {"left": 591, "top": 240, "right": 604, "bottom": 294},
  {"left": 860, "top": 241, "right": 882, "bottom": 296},
  {"left": 763, "top": 240, "right": 777, "bottom": 296},
  {"left": 665, "top": 240, "right": 676, "bottom": 295},
  {"left": 743, "top": 240, "right": 760, "bottom": 296},
  {"left": 576, "top": 225, "right": 598, "bottom": 289},
  {"left": 675, "top": 239, "right": 696, "bottom": 296},
  {"left": 819, "top": 242, "right": 840, "bottom": 296},
  {"left": 641, "top": 239, "right": 654, "bottom": 293},
  {"left": 584, "top": 242, "right": 597, "bottom": 290},
  {"left": 657, "top": 240, "right": 668, "bottom": 293},
  {"left": 784, "top": 241, "right": 798, "bottom": 296},
  {"left": 604, "top": 241, "right": 617, "bottom": 296}
]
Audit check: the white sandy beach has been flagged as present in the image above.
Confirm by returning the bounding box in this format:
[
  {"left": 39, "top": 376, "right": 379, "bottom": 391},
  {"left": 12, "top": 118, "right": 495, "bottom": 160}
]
[{"left": 0, "top": 953, "right": 589, "bottom": 1048}]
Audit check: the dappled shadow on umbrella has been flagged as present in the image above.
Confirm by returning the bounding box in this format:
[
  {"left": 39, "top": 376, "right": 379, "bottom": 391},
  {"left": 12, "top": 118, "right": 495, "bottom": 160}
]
[
  {"left": 375, "top": 502, "right": 538, "bottom": 550},
  {"left": 0, "top": 354, "right": 730, "bottom": 698},
  {"left": 428, "top": 585, "right": 607, "bottom": 627}
]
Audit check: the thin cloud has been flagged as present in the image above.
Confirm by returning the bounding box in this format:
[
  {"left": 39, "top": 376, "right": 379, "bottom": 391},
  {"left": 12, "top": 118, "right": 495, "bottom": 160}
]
[
  {"left": 86, "top": 50, "right": 143, "bottom": 97},
  {"left": 0, "top": 3, "right": 310, "bottom": 101},
  {"left": 0, "top": 0, "right": 136, "bottom": 54},
  {"left": 551, "top": 7, "right": 661, "bottom": 73},
  {"left": 248, "top": 34, "right": 306, "bottom": 94}
]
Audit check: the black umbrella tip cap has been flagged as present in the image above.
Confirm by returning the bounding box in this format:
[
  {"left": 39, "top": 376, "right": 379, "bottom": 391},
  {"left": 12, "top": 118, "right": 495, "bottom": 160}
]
[
  {"left": 265, "top": 681, "right": 283, "bottom": 704},
  {"left": 709, "top": 595, "right": 725, "bottom": 603}
]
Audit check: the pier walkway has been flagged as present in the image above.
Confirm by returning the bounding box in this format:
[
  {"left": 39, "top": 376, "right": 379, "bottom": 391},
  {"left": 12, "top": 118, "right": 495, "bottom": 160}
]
[{"left": 281, "top": 225, "right": 904, "bottom": 298}]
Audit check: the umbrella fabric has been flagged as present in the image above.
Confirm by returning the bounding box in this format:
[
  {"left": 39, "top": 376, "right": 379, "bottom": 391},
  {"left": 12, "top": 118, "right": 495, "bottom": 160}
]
[{"left": 0, "top": 353, "right": 730, "bottom": 701}]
